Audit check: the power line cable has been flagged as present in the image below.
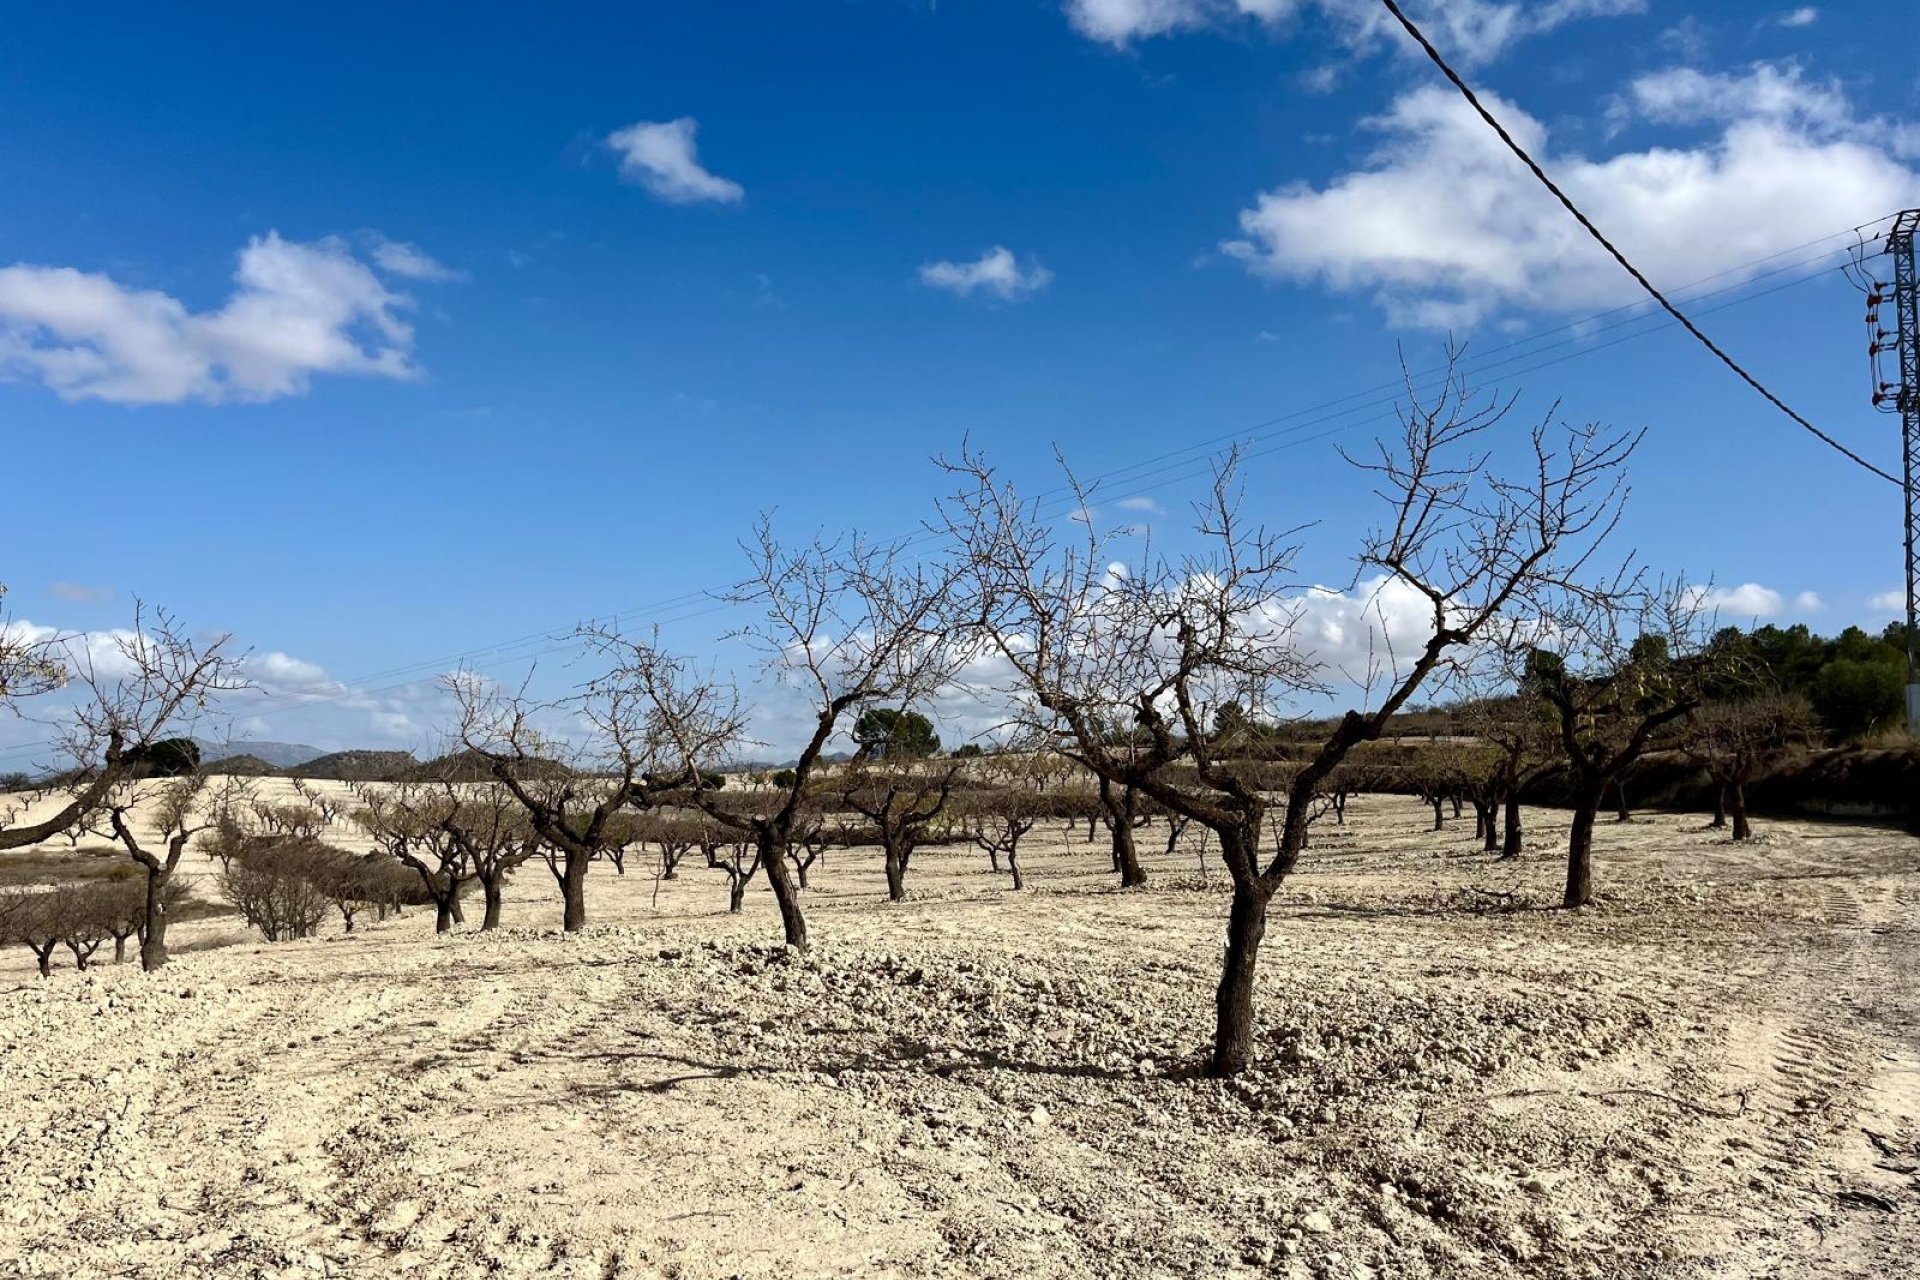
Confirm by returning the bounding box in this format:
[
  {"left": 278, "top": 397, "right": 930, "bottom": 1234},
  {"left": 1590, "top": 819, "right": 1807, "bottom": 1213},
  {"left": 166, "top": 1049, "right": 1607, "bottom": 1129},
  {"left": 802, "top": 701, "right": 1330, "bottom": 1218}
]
[{"left": 1375, "top": 0, "right": 1901, "bottom": 487}]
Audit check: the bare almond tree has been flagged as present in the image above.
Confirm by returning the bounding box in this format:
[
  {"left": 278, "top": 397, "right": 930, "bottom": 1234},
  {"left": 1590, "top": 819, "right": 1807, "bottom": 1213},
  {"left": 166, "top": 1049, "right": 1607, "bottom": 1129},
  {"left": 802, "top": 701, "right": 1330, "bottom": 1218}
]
[
  {"left": 2, "top": 606, "right": 244, "bottom": 852},
  {"left": 1516, "top": 582, "right": 1716, "bottom": 906},
  {"left": 838, "top": 761, "right": 959, "bottom": 901},
  {"left": 1456, "top": 676, "right": 1560, "bottom": 859},
  {"left": 941, "top": 360, "right": 1638, "bottom": 1075},
  {"left": 1684, "top": 692, "right": 1818, "bottom": 841},
  {"left": 101, "top": 773, "right": 240, "bottom": 970},
  {"left": 352, "top": 782, "right": 470, "bottom": 933},
  {"left": 603, "top": 519, "right": 963, "bottom": 951},
  {"left": 449, "top": 667, "right": 694, "bottom": 933}
]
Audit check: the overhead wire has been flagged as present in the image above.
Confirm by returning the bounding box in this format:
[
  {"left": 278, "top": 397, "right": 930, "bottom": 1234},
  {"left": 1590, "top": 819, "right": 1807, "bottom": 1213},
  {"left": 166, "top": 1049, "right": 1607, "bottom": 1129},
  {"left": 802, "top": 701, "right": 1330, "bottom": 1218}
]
[{"left": 1375, "top": 0, "right": 1902, "bottom": 487}]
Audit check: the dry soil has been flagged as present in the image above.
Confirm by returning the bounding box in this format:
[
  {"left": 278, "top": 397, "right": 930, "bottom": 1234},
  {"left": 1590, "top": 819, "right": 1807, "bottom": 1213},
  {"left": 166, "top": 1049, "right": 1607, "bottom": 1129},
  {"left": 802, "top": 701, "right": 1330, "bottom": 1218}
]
[{"left": 1, "top": 787, "right": 1916, "bottom": 1279}]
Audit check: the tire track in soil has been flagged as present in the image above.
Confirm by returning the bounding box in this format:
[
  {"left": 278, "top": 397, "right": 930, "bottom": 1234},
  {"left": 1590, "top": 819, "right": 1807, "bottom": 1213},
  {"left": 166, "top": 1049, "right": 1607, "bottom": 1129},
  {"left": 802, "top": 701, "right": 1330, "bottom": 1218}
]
[{"left": 1667, "top": 869, "right": 1917, "bottom": 1279}]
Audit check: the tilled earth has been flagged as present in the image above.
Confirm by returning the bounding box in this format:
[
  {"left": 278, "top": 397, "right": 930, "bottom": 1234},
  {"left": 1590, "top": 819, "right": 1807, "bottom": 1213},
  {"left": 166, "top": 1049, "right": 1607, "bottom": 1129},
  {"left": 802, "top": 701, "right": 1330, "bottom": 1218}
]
[{"left": 1, "top": 792, "right": 1916, "bottom": 1279}]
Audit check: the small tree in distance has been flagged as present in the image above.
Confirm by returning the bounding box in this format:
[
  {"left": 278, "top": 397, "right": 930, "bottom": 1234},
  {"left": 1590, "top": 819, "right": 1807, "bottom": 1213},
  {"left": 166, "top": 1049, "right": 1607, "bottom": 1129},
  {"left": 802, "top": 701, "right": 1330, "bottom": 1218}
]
[{"left": 852, "top": 707, "right": 941, "bottom": 760}]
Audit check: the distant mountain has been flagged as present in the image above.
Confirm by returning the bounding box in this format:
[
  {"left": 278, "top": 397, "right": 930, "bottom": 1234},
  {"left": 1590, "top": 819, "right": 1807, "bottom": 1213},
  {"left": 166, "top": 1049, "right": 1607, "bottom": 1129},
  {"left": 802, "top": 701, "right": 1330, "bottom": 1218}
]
[
  {"left": 195, "top": 739, "right": 326, "bottom": 769},
  {"left": 289, "top": 750, "right": 418, "bottom": 782}
]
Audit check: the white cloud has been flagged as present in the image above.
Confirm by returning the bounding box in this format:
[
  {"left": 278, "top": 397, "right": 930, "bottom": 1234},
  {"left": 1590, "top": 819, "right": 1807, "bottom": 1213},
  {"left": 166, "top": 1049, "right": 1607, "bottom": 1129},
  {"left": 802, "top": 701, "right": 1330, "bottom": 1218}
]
[
  {"left": 1222, "top": 72, "right": 1920, "bottom": 326},
  {"left": 606, "top": 117, "right": 744, "bottom": 205},
  {"left": 1697, "top": 582, "right": 1785, "bottom": 619},
  {"left": 1115, "top": 496, "right": 1164, "bottom": 514},
  {"left": 47, "top": 583, "right": 111, "bottom": 604},
  {"left": 0, "top": 232, "right": 450, "bottom": 405},
  {"left": 918, "top": 247, "right": 1053, "bottom": 301},
  {"left": 1868, "top": 590, "right": 1906, "bottom": 614},
  {"left": 367, "top": 235, "right": 465, "bottom": 282},
  {"left": 1792, "top": 590, "right": 1825, "bottom": 613},
  {"left": 1064, "top": 0, "right": 1642, "bottom": 64},
  {"left": 246, "top": 651, "right": 330, "bottom": 689},
  {"left": 1776, "top": 7, "right": 1818, "bottom": 27}
]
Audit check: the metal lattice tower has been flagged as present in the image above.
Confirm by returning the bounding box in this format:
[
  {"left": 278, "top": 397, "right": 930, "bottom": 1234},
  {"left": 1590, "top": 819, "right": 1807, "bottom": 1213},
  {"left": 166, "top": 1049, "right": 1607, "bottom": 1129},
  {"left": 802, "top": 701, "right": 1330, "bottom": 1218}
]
[{"left": 1882, "top": 209, "right": 1920, "bottom": 733}]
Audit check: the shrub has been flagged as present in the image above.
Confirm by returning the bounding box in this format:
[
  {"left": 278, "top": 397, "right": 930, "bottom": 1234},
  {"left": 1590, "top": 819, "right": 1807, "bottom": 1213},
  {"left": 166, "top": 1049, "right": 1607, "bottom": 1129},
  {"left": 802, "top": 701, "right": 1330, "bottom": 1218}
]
[{"left": 219, "top": 838, "right": 333, "bottom": 941}]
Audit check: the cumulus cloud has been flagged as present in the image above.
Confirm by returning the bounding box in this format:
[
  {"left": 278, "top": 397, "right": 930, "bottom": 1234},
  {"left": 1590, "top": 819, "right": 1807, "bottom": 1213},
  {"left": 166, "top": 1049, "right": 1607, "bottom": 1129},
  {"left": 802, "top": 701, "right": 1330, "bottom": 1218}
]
[
  {"left": 1684, "top": 582, "right": 1787, "bottom": 619},
  {"left": 1064, "top": 0, "right": 1642, "bottom": 63},
  {"left": 1776, "top": 7, "right": 1817, "bottom": 27},
  {"left": 606, "top": 117, "right": 744, "bottom": 205},
  {"left": 1222, "top": 71, "right": 1920, "bottom": 326},
  {"left": 1868, "top": 590, "right": 1906, "bottom": 614},
  {"left": 1792, "top": 591, "right": 1825, "bottom": 613},
  {"left": 918, "top": 247, "right": 1053, "bottom": 301},
  {"left": 0, "top": 231, "right": 452, "bottom": 405},
  {"left": 246, "top": 651, "right": 330, "bottom": 689}
]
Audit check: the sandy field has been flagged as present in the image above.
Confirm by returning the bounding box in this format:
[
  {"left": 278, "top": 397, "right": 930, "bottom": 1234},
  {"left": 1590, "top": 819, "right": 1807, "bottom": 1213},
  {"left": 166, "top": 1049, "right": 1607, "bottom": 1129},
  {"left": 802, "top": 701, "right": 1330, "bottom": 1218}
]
[{"left": 1, "top": 786, "right": 1916, "bottom": 1279}]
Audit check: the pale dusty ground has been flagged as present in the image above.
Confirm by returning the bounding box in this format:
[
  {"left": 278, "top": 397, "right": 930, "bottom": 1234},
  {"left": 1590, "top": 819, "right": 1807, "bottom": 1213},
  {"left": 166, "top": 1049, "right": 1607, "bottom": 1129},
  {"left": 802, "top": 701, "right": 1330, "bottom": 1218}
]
[{"left": 1, "top": 784, "right": 1917, "bottom": 1279}]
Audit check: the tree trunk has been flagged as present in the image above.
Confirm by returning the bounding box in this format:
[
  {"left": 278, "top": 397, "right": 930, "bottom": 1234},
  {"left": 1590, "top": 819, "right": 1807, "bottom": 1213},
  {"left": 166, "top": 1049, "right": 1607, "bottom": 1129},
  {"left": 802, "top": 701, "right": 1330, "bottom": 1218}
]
[
  {"left": 1478, "top": 800, "right": 1498, "bottom": 853},
  {"left": 987, "top": 847, "right": 1001, "bottom": 873},
  {"left": 113, "top": 936, "right": 128, "bottom": 965},
  {"left": 1008, "top": 848, "right": 1023, "bottom": 891},
  {"left": 1564, "top": 791, "right": 1601, "bottom": 908},
  {"left": 1710, "top": 784, "right": 1727, "bottom": 829},
  {"left": 434, "top": 897, "right": 455, "bottom": 934},
  {"left": 1212, "top": 877, "right": 1273, "bottom": 1077},
  {"left": 1112, "top": 818, "right": 1146, "bottom": 887},
  {"left": 1729, "top": 782, "right": 1752, "bottom": 842},
  {"left": 32, "top": 944, "right": 53, "bottom": 978},
  {"left": 561, "top": 849, "right": 589, "bottom": 932},
  {"left": 761, "top": 834, "right": 809, "bottom": 951},
  {"left": 1613, "top": 780, "right": 1631, "bottom": 823},
  {"left": 1501, "top": 795, "right": 1523, "bottom": 860},
  {"left": 448, "top": 892, "right": 466, "bottom": 925},
  {"left": 728, "top": 873, "right": 746, "bottom": 913},
  {"left": 141, "top": 865, "right": 172, "bottom": 972},
  {"left": 481, "top": 875, "right": 503, "bottom": 930},
  {"left": 883, "top": 841, "right": 908, "bottom": 902},
  {"left": 1451, "top": 794, "right": 1463, "bottom": 819},
  {"left": 1431, "top": 797, "right": 1445, "bottom": 831}
]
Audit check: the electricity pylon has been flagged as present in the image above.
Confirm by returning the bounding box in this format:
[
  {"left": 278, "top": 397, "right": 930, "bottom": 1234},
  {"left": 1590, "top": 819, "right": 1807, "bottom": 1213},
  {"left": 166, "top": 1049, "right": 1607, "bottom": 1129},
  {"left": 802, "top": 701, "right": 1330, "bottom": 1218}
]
[{"left": 1867, "top": 209, "right": 1920, "bottom": 734}]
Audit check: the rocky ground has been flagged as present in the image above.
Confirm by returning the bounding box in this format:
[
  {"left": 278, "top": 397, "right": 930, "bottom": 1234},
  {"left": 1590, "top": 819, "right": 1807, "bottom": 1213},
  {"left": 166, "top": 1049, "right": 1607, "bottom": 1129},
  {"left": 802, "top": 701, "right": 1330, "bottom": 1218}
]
[{"left": 1, "top": 791, "right": 1916, "bottom": 1279}]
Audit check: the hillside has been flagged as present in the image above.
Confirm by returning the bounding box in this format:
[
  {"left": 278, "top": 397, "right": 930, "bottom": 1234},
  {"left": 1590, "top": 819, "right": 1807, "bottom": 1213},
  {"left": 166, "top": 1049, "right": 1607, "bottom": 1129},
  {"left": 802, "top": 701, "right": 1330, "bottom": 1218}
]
[{"left": 287, "top": 750, "right": 419, "bottom": 782}]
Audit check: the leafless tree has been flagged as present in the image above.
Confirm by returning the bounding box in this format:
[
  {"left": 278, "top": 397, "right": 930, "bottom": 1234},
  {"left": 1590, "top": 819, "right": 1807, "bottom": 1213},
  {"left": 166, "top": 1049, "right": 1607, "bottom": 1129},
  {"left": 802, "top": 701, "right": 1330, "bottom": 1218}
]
[
  {"left": 450, "top": 660, "right": 695, "bottom": 932},
  {"left": 435, "top": 785, "right": 541, "bottom": 930},
  {"left": 1456, "top": 679, "right": 1559, "bottom": 859},
  {"left": 941, "top": 358, "right": 1638, "bottom": 1075},
  {"left": 961, "top": 787, "right": 1041, "bottom": 890},
  {"left": 1515, "top": 581, "right": 1716, "bottom": 906},
  {"left": 352, "top": 782, "right": 470, "bottom": 934},
  {"left": 101, "top": 773, "right": 237, "bottom": 969},
  {"left": 838, "top": 761, "right": 959, "bottom": 901},
  {"left": 1684, "top": 691, "right": 1817, "bottom": 841},
  {"left": 1, "top": 606, "right": 245, "bottom": 852},
  {"left": 600, "top": 519, "right": 963, "bottom": 951},
  {"left": 1, "top": 887, "right": 62, "bottom": 976},
  {"left": 50, "top": 884, "right": 111, "bottom": 970}
]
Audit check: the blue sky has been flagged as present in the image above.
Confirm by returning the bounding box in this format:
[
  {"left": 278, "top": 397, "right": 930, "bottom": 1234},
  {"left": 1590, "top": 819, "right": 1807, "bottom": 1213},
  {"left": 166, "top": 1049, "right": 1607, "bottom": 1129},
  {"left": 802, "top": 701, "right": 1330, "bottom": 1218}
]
[{"left": 2, "top": 0, "right": 1917, "bottom": 759}]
